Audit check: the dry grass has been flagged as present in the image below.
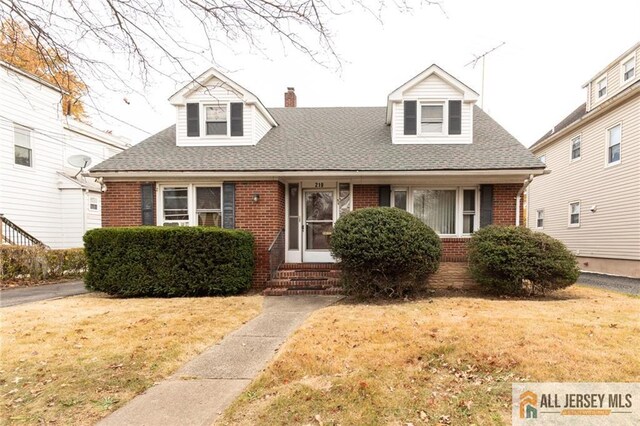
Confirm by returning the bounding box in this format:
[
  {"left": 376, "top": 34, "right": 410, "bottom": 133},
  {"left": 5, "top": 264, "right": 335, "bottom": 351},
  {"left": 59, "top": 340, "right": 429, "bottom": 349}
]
[
  {"left": 220, "top": 286, "right": 640, "bottom": 426},
  {"left": 0, "top": 293, "right": 262, "bottom": 425}
]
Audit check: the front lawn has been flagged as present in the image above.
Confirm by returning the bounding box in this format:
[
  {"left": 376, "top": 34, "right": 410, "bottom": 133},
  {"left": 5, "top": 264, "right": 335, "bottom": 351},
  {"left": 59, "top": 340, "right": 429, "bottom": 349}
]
[
  {"left": 0, "top": 293, "right": 262, "bottom": 424},
  {"left": 220, "top": 286, "right": 640, "bottom": 425}
]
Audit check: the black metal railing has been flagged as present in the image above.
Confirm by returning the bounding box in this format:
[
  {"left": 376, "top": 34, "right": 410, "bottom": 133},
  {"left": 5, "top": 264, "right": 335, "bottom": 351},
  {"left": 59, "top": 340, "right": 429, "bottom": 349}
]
[
  {"left": 0, "top": 214, "right": 47, "bottom": 247},
  {"left": 268, "top": 228, "right": 285, "bottom": 279}
]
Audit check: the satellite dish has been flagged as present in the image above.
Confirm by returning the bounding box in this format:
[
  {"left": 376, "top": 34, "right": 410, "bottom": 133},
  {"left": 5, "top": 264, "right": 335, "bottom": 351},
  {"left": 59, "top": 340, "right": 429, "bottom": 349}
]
[{"left": 68, "top": 154, "right": 92, "bottom": 168}]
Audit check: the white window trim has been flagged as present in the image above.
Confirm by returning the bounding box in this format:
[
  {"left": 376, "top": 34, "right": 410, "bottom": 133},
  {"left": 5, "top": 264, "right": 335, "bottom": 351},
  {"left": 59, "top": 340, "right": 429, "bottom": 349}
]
[
  {"left": 157, "top": 183, "right": 223, "bottom": 226},
  {"left": 418, "top": 100, "right": 448, "bottom": 136},
  {"left": 535, "top": 209, "right": 544, "bottom": 229},
  {"left": 568, "top": 201, "right": 581, "bottom": 228},
  {"left": 88, "top": 196, "right": 100, "bottom": 212},
  {"left": 13, "top": 123, "right": 34, "bottom": 169},
  {"left": 620, "top": 52, "right": 636, "bottom": 86},
  {"left": 569, "top": 134, "right": 581, "bottom": 162},
  {"left": 392, "top": 186, "right": 479, "bottom": 237},
  {"left": 605, "top": 122, "right": 622, "bottom": 167},
  {"left": 596, "top": 75, "right": 607, "bottom": 100},
  {"left": 201, "top": 102, "right": 230, "bottom": 138},
  {"left": 538, "top": 155, "right": 546, "bottom": 164}
]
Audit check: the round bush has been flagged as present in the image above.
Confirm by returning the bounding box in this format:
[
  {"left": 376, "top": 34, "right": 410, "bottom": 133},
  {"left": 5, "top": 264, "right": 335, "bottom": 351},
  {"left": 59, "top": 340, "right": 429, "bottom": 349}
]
[
  {"left": 468, "top": 226, "right": 579, "bottom": 295},
  {"left": 330, "top": 207, "right": 441, "bottom": 298}
]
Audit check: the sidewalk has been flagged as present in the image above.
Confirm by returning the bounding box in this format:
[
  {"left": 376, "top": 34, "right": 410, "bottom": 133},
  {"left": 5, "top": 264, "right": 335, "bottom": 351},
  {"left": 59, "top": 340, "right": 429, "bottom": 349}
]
[{"left": 98, "top": 295, "right": 342, "bottom": 426}]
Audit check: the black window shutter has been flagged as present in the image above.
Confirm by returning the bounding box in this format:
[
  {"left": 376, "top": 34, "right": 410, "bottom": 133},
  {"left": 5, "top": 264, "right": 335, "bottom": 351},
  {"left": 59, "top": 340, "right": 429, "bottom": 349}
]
[
  {"left": 403, "top": 101, "right": 417, "bottom": 135},
  {"left": 141, "top": 183, "right": 155, "bottom": 225},
  {"left": 222, "top": 182, "right": 235, "bottom": 229},
  {"left": 448, "top": 100, "right": 462, "bottom": 135},
  {"left": 479, "top": 184, "right": 493, "bottom": 228},
  {"left": 379, "top": 185, "right": 391, "bottom": 207},
  {"left": 230, "top": 103, "right": 243, "bottom": 136},
  {"left": 186, "top": 103, "right": 200, "bottom": 137}
]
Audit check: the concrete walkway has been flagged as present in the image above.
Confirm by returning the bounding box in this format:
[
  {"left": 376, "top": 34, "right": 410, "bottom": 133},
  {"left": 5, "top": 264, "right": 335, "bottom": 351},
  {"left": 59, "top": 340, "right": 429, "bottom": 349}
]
[
  {"left": 579, "top": 272, "right": 640, "bottom": 295},
  {"left": 98, "top": 295, "right": 342, "bottom": 426},
  {"left": 0, "top": 280, "right": 88, "bottom": 307}
]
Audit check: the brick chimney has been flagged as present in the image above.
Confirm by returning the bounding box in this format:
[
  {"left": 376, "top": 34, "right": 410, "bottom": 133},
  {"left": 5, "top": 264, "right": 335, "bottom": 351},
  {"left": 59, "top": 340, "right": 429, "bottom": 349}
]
[{"left": 284, "top": 87, "right": 297, "bottom": 107}]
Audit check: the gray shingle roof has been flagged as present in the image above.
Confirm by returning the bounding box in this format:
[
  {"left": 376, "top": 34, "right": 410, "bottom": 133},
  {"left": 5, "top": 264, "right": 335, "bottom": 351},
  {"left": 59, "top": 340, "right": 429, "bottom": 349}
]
[
  {"left": 92, "top": 106, "right": 544, "bottom": 173},
  {"left": 530, "top": 103, "right": 587, "bottom": 150}
]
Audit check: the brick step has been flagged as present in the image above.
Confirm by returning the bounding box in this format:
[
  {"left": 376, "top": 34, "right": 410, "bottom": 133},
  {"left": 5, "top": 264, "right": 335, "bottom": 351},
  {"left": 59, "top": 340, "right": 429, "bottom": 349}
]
[
  {"left": 278, "top": 263, "right": 339, "bottom": 270},
  {"left": 263, "top": 286, "right": 343, "bottom": 296},
  {"left": 275, "top": 269, "right": 341, "bottom": 279},
  {"left": 267, "top": 278, "right": 340, "bottom": 288}
]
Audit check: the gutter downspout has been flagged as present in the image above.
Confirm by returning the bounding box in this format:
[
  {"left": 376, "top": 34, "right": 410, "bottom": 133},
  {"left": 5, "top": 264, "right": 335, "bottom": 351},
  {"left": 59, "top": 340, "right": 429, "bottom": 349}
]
[{"left": 515, "top": 171, "right": 551, "bottom": 226}]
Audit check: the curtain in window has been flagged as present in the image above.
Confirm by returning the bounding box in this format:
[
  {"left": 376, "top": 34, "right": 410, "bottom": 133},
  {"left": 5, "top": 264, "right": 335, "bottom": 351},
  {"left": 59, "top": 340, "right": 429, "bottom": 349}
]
[{"left": 412, "top": 190, "right": 456, "bottom": 234}]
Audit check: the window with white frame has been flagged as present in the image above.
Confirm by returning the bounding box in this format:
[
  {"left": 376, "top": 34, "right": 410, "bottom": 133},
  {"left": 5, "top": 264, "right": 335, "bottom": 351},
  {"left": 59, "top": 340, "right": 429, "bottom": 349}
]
[
  {"left": 14, "top": 123, "right": 32, "bottom": 167},
  {"left": 622, "top": 55, "right": 635, "bottom": 83},
  {"left": 462, "top": 189, "right": 476, "bottom": 234},
  {"left": 420, "top": 103, "right": 444, "bottom": 134},
  {"left": 204, "top": 104, "right": 227, "bottom": 135},
  {"left": 538, "top": 155, "right": 546, "bottom": 164},
  {"left": 161, "top": 185, "right": 222, "bottom": 226},
  {"left": 536, "top": 209, "right": 544, "bottom": 228},
  {"left": 596, "top": 76, "right": 607, "bottom": 99},
  {"left": 569, "top": 202, "right": 580, "bottom": 226},
  {"left": 89, "top": 196, "right": 100, "bottom": 211},
  {"left": 393, "top": 189, "right": 407, "bottom": 210},
  {"left": 571, "top": 135, "right": 581, "bottom": 160},
  {"left": 607, "top": 124, "right": 621, "bottom": 164}
]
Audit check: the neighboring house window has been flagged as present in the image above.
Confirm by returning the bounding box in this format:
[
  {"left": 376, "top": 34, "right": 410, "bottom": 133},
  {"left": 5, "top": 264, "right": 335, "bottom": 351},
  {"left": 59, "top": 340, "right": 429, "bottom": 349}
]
[
  {"left": 204, "top": 104, "right": 227, "bottom": 135},
  {"left": 89, "top": 197, "right": 100, "bottom": 211},
  {"left": 622, "top": 55, "right": 635, "bottom": 83},
  {"left": 162, "top": 187, "right": 189, "bottom": 225},
  {"left": 195, "top": 187, "right": 222, "bottom": 226},
  {"left": 462, "top": 189, "right": 477, "bottom": 234},
  {"left": 538, "top": 155, "right": 546, "bottom": 164},
  {"left": 420, "top": 103, "right": 444, "bottom": 134},
  {"left": 607, "top": 124, "right": 621, "bottom": 164},
  {"left": 393, "top": 189, "right": 407, "bottom": 210},
  {"left": 536, "top": 209, "right": 544, "bottom": 228},
  {"left": 596, "top": 76, "right": 607, "bottom": 98},
  {"left": 571, "top": 135, "right": 581, "bottom": 160},
  {"left": 569, "top": 202, "right": 580, "bottom": 226},
  {"left": 413, "top": 189, "right": 456, "bottom": 234},
  {"left": 14, "top": 123, "right": 32, "bottom": 167}
]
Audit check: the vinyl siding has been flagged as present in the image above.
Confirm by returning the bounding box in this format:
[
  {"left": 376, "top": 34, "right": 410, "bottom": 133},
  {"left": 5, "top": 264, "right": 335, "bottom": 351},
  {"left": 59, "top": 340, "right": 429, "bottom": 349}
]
[
  {"left": 391, "top": 74, "right": 472, "bottom": 144},
  {"left": 175, "top": 76, "right": 273, "bottom": 146},
  {"left": 528, "top": 94, "right": 640, "bottom": 261},
  {"left": 588, "top": 45, "right": 640, "bottom": 111}
]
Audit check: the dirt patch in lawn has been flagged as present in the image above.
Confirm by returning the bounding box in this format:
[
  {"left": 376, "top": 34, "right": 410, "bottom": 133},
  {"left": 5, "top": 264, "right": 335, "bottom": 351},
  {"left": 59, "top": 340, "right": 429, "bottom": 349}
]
[
  {"left": 0, "top": 293, "right": 262, "bottom": 424},
  {"left": 219, "top": 286, "right": 640, "bottom": 425}
]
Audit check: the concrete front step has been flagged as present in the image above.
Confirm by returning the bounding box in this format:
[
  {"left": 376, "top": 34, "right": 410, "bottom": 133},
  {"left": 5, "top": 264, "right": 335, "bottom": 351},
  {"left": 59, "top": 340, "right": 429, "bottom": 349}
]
[
  {"left": 278, "top": 262, "right": 338, "bottom": 270},
  {"left": 275, "top": 269, "right": 341, "bottom": 279},
  {"left": 263, "top": 286, "right": 343, "bottom": 296},
  {"left": 268, "top": 278, "right": 340, "bottom": 288}
]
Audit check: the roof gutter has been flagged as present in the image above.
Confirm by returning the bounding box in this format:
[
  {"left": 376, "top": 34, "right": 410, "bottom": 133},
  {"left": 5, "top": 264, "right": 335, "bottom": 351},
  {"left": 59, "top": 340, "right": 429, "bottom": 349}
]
[{"left": 515, "top": 170, "right": 550, "bottom": 226}]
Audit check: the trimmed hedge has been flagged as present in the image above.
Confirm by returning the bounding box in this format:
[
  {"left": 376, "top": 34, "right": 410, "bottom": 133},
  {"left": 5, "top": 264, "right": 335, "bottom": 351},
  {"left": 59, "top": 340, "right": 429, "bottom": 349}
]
[
  {"left": 330, "top": 207, "right": 441, "bottom": 298},
  {"left": 84, "top": 227, "right": 255, "bottom": 297},
  {"left": 0, "top": 246, "right": 86, "bottom": 284},
  {"left": 468, "top": 225, "right": 579, "bottom": 295}
]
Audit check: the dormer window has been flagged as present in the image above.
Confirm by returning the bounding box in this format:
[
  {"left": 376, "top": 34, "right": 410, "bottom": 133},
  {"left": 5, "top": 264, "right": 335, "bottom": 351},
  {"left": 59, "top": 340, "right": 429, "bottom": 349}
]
[
  {"left": 596, "top": 76, "right": 607, "bottom": 99},
  {"left": 205, "top": 104, "right": 227, "bottom": 136},
  {"left": 420, "top": 103, "right": 444, "bottom": 134},
  {"left": 622, "top": 55, "right": 635, "bottom": 83}
]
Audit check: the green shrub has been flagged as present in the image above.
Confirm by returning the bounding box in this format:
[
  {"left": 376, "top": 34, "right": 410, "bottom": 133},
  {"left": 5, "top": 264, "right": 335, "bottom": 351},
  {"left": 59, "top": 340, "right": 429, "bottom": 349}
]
[
  {"left": 0, "top": 246, "right": 86, "bottom": 283},
  {"left": 84, "top": 226, "right": 255, "bottom": 297},
  {"left": 468, "top": 226, "right": 579, "bottom": 295},
  {"left": 330, "top": 207, "right": 441, "bottom": 298}
]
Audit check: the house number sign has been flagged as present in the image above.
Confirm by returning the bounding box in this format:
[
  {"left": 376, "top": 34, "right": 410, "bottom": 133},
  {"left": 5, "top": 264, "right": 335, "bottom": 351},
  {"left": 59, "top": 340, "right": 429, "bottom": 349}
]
[{"left": 314, "top": 182, "right": 324, "bottom": 188}]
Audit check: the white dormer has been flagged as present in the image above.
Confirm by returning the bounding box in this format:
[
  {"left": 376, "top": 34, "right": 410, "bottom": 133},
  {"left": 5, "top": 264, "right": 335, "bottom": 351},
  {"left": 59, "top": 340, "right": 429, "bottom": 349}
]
[
  {"left": 169, "top": 68, "right": 277, "bottom": 147},
  {"left": 386, "top": 64, "right": 479, "bottom": 145}
]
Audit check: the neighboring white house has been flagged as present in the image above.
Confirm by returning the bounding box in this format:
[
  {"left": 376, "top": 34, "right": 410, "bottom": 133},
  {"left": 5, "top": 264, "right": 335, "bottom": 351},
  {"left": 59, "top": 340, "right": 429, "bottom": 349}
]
[
  {"left": 0, "top": 61, "right": 130, "bottom": 248},
  {"left": 528, "top": 42, "right": 640, "bottom": 278}
]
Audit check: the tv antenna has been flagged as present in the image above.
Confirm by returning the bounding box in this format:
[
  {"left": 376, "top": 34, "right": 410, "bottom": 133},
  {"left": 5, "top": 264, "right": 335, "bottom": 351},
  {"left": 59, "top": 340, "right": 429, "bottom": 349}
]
[{"left": 465, "top": 41, "right": 506, "bottom": 109}]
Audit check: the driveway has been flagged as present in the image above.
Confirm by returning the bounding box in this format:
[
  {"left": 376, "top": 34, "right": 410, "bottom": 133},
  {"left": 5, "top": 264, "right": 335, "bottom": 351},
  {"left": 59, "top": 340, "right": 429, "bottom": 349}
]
[
  {"left": 0, "top": 280, "right": 88, "bottom": 307},
  {"left": 579, "top": 272, "right": 640, "bottom": 295}
]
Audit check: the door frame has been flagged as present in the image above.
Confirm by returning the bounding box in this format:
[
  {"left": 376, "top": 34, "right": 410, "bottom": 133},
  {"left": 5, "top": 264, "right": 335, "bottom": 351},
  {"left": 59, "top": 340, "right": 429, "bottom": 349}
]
[{"left": 301, "top": 188, "right": 336, "bottom": 263}]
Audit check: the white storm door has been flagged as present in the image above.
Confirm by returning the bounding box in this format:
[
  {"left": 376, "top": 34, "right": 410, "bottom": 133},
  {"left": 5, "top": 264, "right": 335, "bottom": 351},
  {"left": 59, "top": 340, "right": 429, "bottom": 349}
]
[{"left": 302, "top": 190, "right": 335, "bottom": 263}]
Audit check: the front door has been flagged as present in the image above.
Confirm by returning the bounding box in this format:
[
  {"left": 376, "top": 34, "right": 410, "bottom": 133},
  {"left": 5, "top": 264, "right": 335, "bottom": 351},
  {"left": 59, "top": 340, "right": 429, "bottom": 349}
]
[{"left": 303, "top": 190, "right": 335, "bottom": 262}]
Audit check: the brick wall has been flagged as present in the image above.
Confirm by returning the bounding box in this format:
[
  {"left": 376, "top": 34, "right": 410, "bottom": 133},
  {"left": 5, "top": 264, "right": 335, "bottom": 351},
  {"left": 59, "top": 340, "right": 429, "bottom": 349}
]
[
  {"left": 353, "top": 184, "right": 379, "bottom": 209},
  {"left": 102, "top": 182, "right": 145, "bottom": 227},
  {"left": 441, "top": 238, "right": 469, "bottom": 262},
  {"left": 493, "top": 183, "right": 522, "bottom": 226},
  {"left": 427, "top": 262, "right": 478, "bottom": 290},
  {"left": 235, "top": 181, "right": 285, "bottom": 287}
]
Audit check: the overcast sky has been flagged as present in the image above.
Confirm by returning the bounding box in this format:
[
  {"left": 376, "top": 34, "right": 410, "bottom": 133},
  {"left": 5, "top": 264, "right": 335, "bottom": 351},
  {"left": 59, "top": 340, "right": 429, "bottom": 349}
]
[{"left": 88, "top": 0, "right": 640, "bottom": 148}]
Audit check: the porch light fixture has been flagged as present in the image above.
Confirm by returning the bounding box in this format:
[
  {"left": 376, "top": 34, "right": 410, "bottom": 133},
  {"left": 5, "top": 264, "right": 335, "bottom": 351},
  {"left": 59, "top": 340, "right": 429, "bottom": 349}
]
[{"left": 252, "top": 193, "right": 260, "bottom": 203}]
